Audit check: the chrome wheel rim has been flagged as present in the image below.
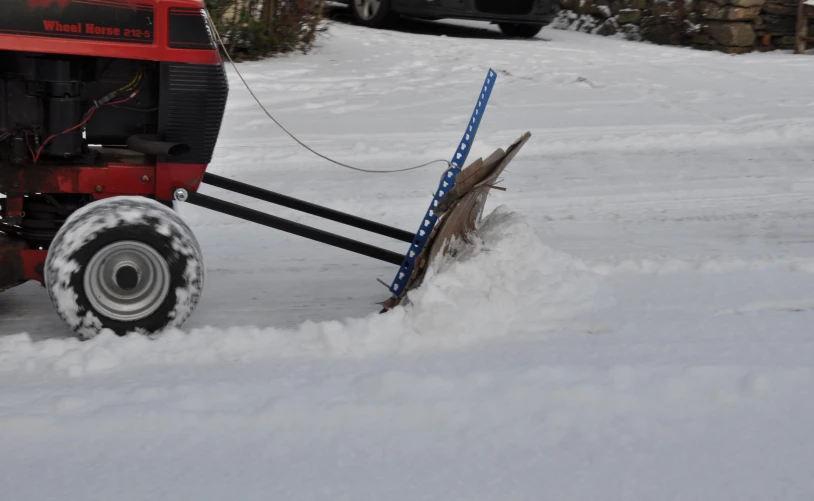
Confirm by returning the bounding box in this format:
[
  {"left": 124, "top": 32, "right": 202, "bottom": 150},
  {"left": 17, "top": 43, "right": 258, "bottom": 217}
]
[
  {"left": 354, "top": 0, "right": 381, "bottom": 20},
  {"left": 84, "top": 241, "right": 171, "bottom": 322}
]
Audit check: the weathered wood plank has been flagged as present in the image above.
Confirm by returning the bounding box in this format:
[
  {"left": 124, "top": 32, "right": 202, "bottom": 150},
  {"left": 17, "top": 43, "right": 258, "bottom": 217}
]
[
  {"left": 797, "top": 0, "right": 811, "bottom": 53},
  {"left": 380, "top": 132, "right": 532, "bottom": 311}
]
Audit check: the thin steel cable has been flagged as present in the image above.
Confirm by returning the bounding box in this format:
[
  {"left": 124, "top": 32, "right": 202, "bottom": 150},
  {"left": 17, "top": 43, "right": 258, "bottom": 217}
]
[{"left": 204, "top": 10, "right": 452, "bottom": 174}]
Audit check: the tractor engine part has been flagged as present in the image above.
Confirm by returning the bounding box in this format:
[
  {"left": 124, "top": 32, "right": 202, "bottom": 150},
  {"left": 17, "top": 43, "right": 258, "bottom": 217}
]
[
  {"left": 0, "top": 0, "right": 228, "bottom": 245},
  {"left": 127, "top": 134, "right": 190, "bottom": 157},
  {"left": 0, "top": 52, "right": 159, "bottom": 164}
]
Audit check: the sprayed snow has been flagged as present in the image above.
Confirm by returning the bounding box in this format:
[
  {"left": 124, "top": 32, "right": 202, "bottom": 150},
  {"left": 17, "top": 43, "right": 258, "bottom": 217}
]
[{"left": 1, "top": 207, "right": 601, "bottom": 375}]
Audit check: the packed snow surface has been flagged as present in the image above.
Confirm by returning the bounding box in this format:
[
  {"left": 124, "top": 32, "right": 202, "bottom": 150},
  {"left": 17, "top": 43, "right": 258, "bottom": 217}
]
[{"left": 3, "top": 15, "right": 814, "bottom": 501}]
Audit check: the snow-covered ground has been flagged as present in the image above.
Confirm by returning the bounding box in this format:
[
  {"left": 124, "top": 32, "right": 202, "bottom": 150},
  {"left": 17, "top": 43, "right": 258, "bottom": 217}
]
[{"left": 3, "top": 16, "right": 814, "bottom": 500}]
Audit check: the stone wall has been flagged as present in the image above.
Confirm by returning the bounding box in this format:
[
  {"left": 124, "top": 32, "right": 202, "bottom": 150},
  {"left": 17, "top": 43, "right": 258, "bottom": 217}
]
[{"left": 551, "top": 0, "right": 812, "bottom": 53}]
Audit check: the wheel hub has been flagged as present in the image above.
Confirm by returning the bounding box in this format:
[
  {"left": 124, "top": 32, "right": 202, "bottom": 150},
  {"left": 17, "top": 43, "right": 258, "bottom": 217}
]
[
  {"left": 354, "top": 0, "right": 381, "bottom": 20},
  {"left": 84, "top": 241, "right": 171, "bottom": 322},
  {"left": 115, "top": 265, "right": 140, "bottom": 291}
]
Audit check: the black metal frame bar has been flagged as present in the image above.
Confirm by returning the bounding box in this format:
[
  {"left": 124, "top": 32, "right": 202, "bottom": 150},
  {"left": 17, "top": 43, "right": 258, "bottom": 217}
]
[
  {"left": 202, "top": 173, "right": 415, "bottom": 243},
  {"left": 185, "top": 191, "right": 407, "bottom": 267}
]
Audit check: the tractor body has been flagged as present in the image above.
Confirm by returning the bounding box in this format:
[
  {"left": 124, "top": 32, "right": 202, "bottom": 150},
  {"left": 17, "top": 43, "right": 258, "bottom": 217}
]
[
  {"left": 0, "top": 0, "right": 226, "bottom": 291},
  {"left": 0, "top": 0, "right": 227, "bottom": 336}
]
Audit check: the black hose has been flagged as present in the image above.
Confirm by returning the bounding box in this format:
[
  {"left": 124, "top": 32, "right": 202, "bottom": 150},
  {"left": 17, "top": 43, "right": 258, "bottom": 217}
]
[{"left": 127, "top": 134, "right": 190, "bottom": 157}]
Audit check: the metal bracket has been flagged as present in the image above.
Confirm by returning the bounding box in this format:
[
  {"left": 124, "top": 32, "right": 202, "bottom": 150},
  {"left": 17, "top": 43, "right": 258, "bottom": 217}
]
[
  {"left": 183, "top": 190, "right": 406, "bottom": 265},
  {"left": 388, "top": 68, "right": 498, "bottom": 296}
]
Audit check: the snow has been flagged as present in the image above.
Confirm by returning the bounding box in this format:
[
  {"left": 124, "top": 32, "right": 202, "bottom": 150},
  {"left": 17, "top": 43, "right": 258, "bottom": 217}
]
[
  {"left": 3, "top": 17, "right": 814, "bottom": 501},
  {"left": 1, "top": 207, "right": 602, "bottom": 375}
]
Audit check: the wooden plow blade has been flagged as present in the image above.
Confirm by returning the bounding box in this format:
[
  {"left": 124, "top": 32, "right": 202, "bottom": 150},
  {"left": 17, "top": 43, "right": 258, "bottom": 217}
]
[{"left": 380, "top": 131, "right": 531, "bottom": 311}]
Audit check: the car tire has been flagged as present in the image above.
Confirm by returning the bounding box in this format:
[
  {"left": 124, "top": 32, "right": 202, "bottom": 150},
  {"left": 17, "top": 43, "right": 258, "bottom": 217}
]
[
  {"left": 351, "top": 0, "right": 398, "bottom": 28},
  {"left": 498, "top": 23, "right": 544, "bottom": 38}
]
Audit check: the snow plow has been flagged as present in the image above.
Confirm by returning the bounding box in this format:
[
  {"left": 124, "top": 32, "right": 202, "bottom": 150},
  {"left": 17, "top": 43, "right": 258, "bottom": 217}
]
[{"left": 0, "top": 0, "right": 530, "bottom": 338}]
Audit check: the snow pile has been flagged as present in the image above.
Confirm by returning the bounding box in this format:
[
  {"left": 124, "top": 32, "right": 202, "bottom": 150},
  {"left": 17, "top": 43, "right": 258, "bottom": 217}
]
[
  {"left": 405, "top": 206, "right": 602, "bottom": 338},
  {"left": 0, "top": 207, "right": 602, "bottom": 377}
]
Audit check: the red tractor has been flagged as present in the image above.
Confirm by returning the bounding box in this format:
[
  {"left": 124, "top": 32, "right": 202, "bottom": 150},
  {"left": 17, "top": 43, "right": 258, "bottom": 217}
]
[
  {"left": 0, "top": 0, "right": 227, "bottom": 338},
  {"left": 0, "top": 0, "right": 517, "bottom": 339}
]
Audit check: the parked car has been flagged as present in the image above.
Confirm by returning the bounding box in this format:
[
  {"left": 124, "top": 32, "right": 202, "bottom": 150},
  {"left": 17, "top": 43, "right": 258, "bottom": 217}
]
[{"left": 338, "top": 0, "right": 554, "bottom": 38}]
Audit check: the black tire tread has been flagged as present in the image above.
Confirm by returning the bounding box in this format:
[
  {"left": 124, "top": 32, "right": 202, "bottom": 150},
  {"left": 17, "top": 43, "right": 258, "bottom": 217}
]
[{"left": 44, "top": 197, "right": 204, "bottom": 339}]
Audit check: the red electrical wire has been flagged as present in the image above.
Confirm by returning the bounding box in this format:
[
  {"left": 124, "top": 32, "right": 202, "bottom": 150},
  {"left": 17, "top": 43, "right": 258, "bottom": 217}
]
[
  {"left": 24, "top": 132, "right": 36, "bottom": 160},
  {"left": 33, "top": 108, "right": 98, "bottom": 164},
  {"left": 32, "top": 91, "right": 139, "bottom": 164},
  {"left": 105, "top": 95, "right": 140, "bottom": 108}
]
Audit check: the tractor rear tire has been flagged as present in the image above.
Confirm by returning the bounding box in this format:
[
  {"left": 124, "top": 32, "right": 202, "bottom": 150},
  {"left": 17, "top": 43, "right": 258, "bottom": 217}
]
[{"left": 45, "top": 197, "right": 204, "bottom": 339}]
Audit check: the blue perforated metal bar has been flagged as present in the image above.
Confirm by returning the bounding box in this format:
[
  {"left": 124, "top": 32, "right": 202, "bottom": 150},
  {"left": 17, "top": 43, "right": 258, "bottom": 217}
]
[{"left": 388, "top": 69, "right": 498, "bottom": 296}]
